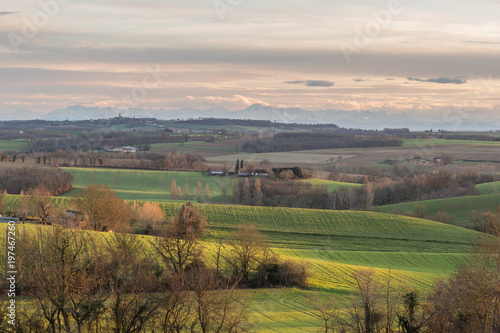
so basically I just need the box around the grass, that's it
[477,181,500,195]
[0,219,472,331]
[378,193,500,226]
[1,170,484,331]
[3,194,476,253]
[60,167,236,202]
[0,139,29,152]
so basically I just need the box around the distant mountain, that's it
[6,104,500,131]
[3,109,45,120]
[44,105,120,120]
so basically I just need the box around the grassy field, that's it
[0,206,474,331]
[0,139,29,152]
[3,162,488,331]
[61,167,236,202]
[3,195,476,252]
[378,193,500,227]
[149,138,243,157]
[477,181,500,195]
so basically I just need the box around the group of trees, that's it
[29,131,190,153]
[362,171,495,207]
[34,150,207,171]
[239,133,403,153]
[0,167,73,196]
[230,170,497,212]
[0,152,27,163]
[0,202,308,332]
[0,227,250,332]
[231,177,357,210]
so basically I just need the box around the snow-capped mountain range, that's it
[2,104,499,131]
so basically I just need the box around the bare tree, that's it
[196,181,203,203]
[184,183,190,200]
[426,207,500,332]
[254,178,262,206]
[221,178,227,202]
[152,202,206,274]
[171,179,178,200]
[132,201,165,235]
[227,224,265,282]
[242,179,251,205]
[309,293,343,333]
[26,187,54,221]
[190,269,251,333]
[73,184,131,231]
[349,269,384,333]
[105,233,161,333]
[19,226,105,333]
[205,183,211,202]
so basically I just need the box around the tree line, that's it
[28,131,219,153]
[32,151,206,171]
[230,170,496,213]
[0,167,73,196]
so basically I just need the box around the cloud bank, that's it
[407,77,467,84]
[285,80,334,87]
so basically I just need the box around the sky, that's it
[0,0,499,122]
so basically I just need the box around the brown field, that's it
[206,143,500,170]
[0,159,54,170]
[150,138,245,157]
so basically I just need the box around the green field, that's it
[0,202,475,331]
[0,139,28,151]
[2,168,485,331]
[301,178,362,192]
[61,167,235,202]
[477,181,500,195]
[378,193,500,226]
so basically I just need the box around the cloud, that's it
[0,11,19,16]
[407,77,467,84]
[285,80,334,87]
[353,78,364,82]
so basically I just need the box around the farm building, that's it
[253,169,269,176]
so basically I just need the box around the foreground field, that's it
[0,217,472,331]
[1,165,483,331]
